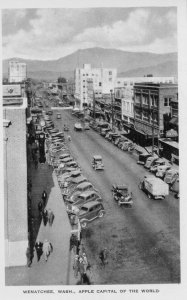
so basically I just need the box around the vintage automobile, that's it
[61,175,88,196]
[70,200,105,228]
[111,184,133,207]
[100,127,111,137]
[59,153,71,160]
[92,155,104,170]
[149,158,166,173]
[74,123,83,131]
[117,138,129,149]
[64,124,69,131]
[155,165,172,179]
[121,140,134,151]
[67,190,102,214]
[111,133,121,144]
[144,155,159,169]
[139,176,169,200]
[65,181,95,203]
[164,169,179,186]
[137,153,152,165]
[57,113,61,119]
[84,122,90,130]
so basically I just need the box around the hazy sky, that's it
[2,7,177,60]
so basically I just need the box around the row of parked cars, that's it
[43,113,105,229]
[89,121,135,152]
[137,152,179,198]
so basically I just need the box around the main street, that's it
[50,108,180,285]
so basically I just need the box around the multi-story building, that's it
[3,84,29,266]
[133,82,178,146]
[74,64,117,109]
[8,61,27,83]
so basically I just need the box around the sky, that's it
[2,7,177,60]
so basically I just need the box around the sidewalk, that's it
[5,160,77,286]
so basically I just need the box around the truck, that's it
[139,176,169,200]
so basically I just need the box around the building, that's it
[3,84,29,266]
[115,76,175,88]
[133,82,178,146]
[74,64,117,109]
[8,61,27,83]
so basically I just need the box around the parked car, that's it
[156,165,172,178]
[139,176,169,200]
[59,153,71,160]
[92,155,104,170]
[137,153,152,165]
[71,200,105,228]
[121,140,134,151]
[149,159,166,173]
[144,155,159,169]
[67,190,102,213]
[84,122,90,130]
[65,182,95,203]
[100,127,111,137]
[62,176,88,196]
[117,138,129,149]
[164,169,179,186]
[111,133,121,144]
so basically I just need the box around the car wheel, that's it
[81,221,87,228]
[98,211,104,218]
[148,193,152,199]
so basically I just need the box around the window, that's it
[109,78,112,82]
[127,103,129,112]
[99,82,102,86]
[164,98,169,106]
[135,108,141,119]
[142,95,148,105]
[142,111,149,121]
[109,71,112,75]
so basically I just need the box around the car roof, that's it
[113,184,128,189]
[93,155,102,160]
[78,190,97,198]
[72,175,86,183]
[77,182,92,189]
[81,200,102,209]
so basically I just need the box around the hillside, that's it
[3,47,178,80]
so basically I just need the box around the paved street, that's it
[52,109,180,284]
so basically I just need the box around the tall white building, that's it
[75,64,117,109]
[8,61,27,83]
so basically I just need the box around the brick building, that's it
[133,82,178,146]
[3,84,28,266]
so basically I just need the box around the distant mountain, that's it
[118,60,178,78]
[3,47,178,80]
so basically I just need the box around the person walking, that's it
[42,190,47,207]
[26,246,34,268]
[99,248,108,267]
[73,254,79,278]
[42,209,48,226]
[48,209,55,226]
[43,240,53,262]
[38,201,43,217]
[79,256,85,284]
[69,234,78,253]
[35,241,43,262]
[82,252,88,273]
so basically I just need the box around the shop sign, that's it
[3,84,21,96]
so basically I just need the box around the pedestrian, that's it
[79,256,85,283]
[42,240,52,262]
[42,190,47,207]
[35,240,43,261]
[82,272,91,285]
[82,252,88,272]
[70,234,78,253]
[26,246,34,268]
[38,201,43,217]
[99,248,108,267]
[73,254,79,278]
[42,208,48,226]
[48,209,55,226]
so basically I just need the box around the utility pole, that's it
[110,89,114,131]
[93,90,96,121]
[152,108,155,156]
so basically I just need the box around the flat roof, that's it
[81,200,101,208]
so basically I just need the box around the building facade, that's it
[133,82,178,146]
[74,64,117,109]
[3,84,28,266]
[8,61,27,83]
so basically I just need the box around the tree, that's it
[57,77,67,83]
